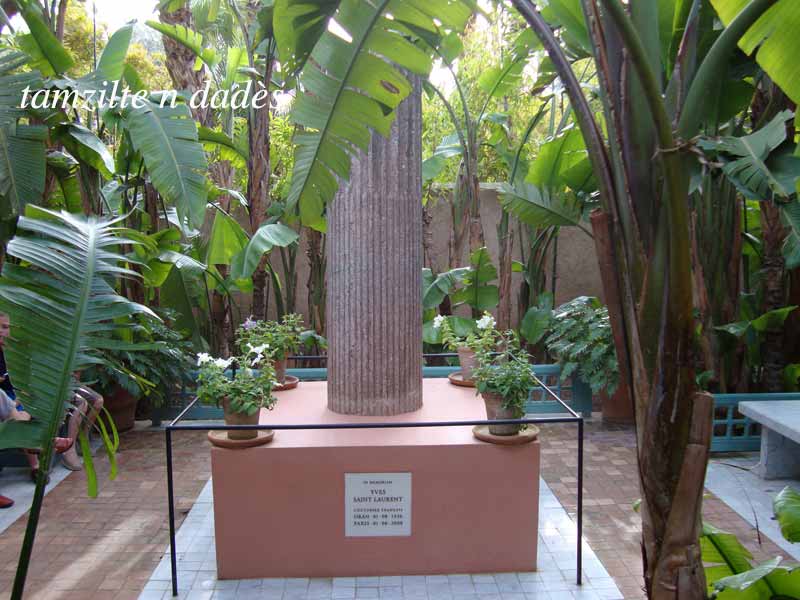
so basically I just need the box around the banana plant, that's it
[0,208,153,600]
[701,522,800,599]
[422,25,543,260]
[774,486,800,544]
[277,0,800,596]
[278,0,477,231]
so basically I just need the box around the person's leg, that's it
[61,398,87,471]
[77,387,103,431]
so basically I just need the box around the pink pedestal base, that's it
[211,379,540,579]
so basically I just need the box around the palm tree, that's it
[0,209,153,600]
[278,0,800,596]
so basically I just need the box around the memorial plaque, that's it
[345,473,411,537]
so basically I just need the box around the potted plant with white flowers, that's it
[472,333,536,436]
[433,312,500,383]
[196,346,277,441]
[236,314,305,384]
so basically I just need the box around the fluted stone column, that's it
[327,78,423,416]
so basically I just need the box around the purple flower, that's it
[242,316,257,330]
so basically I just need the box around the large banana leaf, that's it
[286,0,474,230]
[774,486,800,543]
[14,0,73,77]
[0,208,153,450]
[451,247,499,312]
[700,522,800,599]
[698,111,799,200]
[273,0,340,76]
[0,50,45,222]
[526,125,593,192]
[0,125,47,220]
[146,20,219,69]
[197,126,249,169]
[499,182,585,229]
[784,201,800,269]
[710,0,800,104]
[121,100,208,229]
[477,29,540,103]
[229,223,299,280]
[0,208,153,598]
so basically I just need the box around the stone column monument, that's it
[326,77,423,416]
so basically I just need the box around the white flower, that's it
[196,353,212,366]
[432,315,445,329]
[249,343,269,355]
[213,357,233,369]
[476,314,496,330]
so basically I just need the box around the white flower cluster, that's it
[246,343,270,366]
[476,314,496,330]
[196,353,233,369]
[432,315,446,329]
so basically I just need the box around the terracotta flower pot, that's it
[222,398,260,441]
[273,358,287,384]
[457,347,478,381]
[101,385,138,433]
[481,391,520,436]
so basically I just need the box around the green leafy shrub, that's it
[544,297,618,395]
[82,309,195,406]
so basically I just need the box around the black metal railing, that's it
[163,372,584,598]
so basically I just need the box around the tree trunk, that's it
[306,229,327,338]
[327,76,423,416]
[248,52,274,321]
[496,212,514,329]
[761,203,787,392]
[158,4,212,127]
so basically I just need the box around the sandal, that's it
[24,438,74,456]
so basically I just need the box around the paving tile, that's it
[0,422,787,600]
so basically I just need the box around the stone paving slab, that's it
[138,479,623,600]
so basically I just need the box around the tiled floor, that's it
[706,456,800,561]
[0,418,796,599]
[138,479,624,600]
[0,457,73,535]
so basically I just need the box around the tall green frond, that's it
[14,0,74,76]
[285,0,475,230]
[0,208,153,453]
[710,0,800,104]
[121,100,208,229]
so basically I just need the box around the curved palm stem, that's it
[509,0,615,207]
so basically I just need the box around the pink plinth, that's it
[211,379,540,579]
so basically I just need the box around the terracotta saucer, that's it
[472,425,539,445]
[208,429,274,449]
[274,375,300,392]
[448,371,476,388]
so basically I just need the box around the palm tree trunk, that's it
[247,52,273,321]
[158,4,212,127]
[761,203,787,391]
[497,211,514,329]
